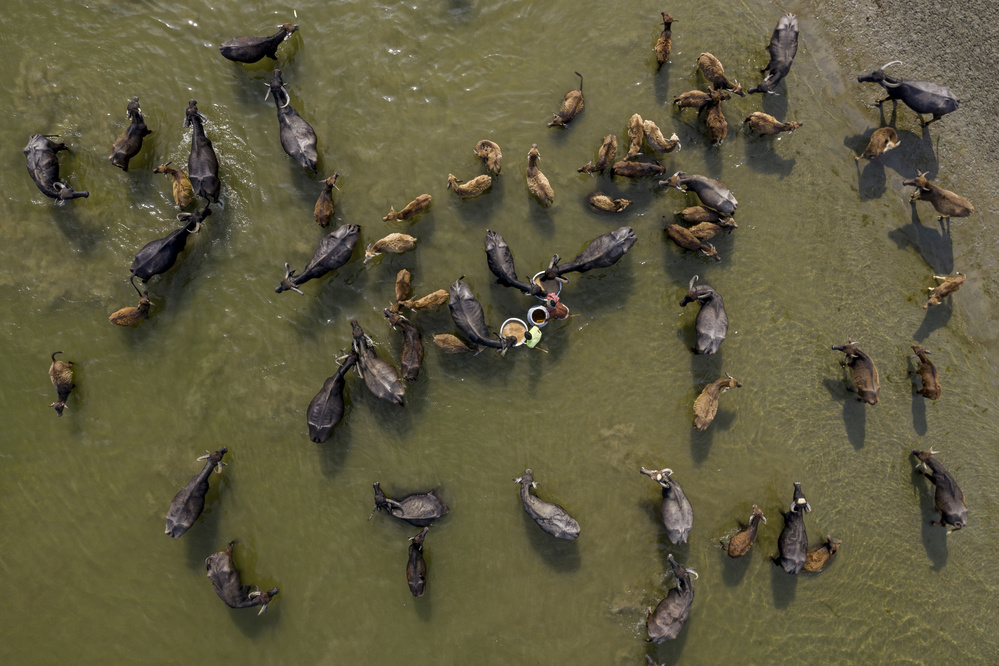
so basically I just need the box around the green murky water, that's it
[2,1,997,664]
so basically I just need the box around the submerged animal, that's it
[665,223,720,261]
[802,536,841,573]
[679,275,728,354]
[109,96,152,171]
[647,554,695,643]
[773,482,811,574]
[153,163,195,209]
[364,233,417,264]
[578,134,618,174]
[857,61,959,126]
[515,469,581,540]
[924,272,965,308]
[108,278,152,326]
[526,144,554,206]
[724,505,766,557]
[48,351,75,416]
[184,100,220,203]
[831,339,880,404]
[541,226,637,279]
[587,192,632,213]
[697,52,744,96]
[370,482,448,526]
[912,449,967,531]
[705,101,727,146]
[165,447,228,538]
[547,72,584,127]
[663,172,738,217]
[219,23,298,63]
[910,344,941,400]
[205,541,279,614]
[643,120,681,154]
[407,527,429,597]
[693,373,741,430]
[748,14,799,94]
[855,127,899,161]
[384,309,424,382]
[23,134,89,203]
[275,223,359,294]
[266,69,319,173]
[625,113,645,159]
[473,139,502,175]
[383,193,431,222]
[673,88,730,109]
[447,173,492,199]
[307,351,358,444]
[675,206,736,228]
[744,112,803,135]
[129,206,210,282]
[351,320,405,406]
[448,278,514,352]
[432,333,476,354]
[640,466,693,545]
[314,173,339,227]
[654,13,676,70]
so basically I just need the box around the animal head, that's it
[857,60,902,85]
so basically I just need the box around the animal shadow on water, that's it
[910,468,948,570]
[761,88,788,119]
[316,406,355,479]
[769,559,798,608]
[907,356,928,435]
[720,544,752,587]
[822,378,866,449]
[887,206,954,277]
[742,134,796,178]
[521,512,581,572]
[184,484,225,572]
[912,301,952,343]
[50,205,103,254]
[653,67,672,106]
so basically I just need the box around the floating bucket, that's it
[532,271,562,301]
[527,305,550,328]
[500,318,529,346]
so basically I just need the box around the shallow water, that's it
[2,1,998,664]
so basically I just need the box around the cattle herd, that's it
[29,10,974,657]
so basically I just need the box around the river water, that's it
[2,1,997,664]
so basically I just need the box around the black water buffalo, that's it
[219,23,298,63]
[857,61,959,126]
[912,450,968,531]
[407,527,429,597]
[542,226,638,279]
[384,309,424,382]
[307,351,358,443]
[647,554,695,643]
[109,96,152,171]
[662,172,737,217]
[773,482,811,574]
[184,100,220,203]
[748,14,799,94]
[266,69,318,173]
[641,466,693,545]
[484,230,544,296]
[276,223,359,294]
[448,278,514,352]
[370,482,448,527]
[205,541,279,614]
[351,320,405,406]
[165,447,227,538]
[515,469,581,540]
[130,205,210,282]
[23,135,89,203]
[680,276,728,354]
[831,339,880,405]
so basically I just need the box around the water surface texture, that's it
[2,1,998,664]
